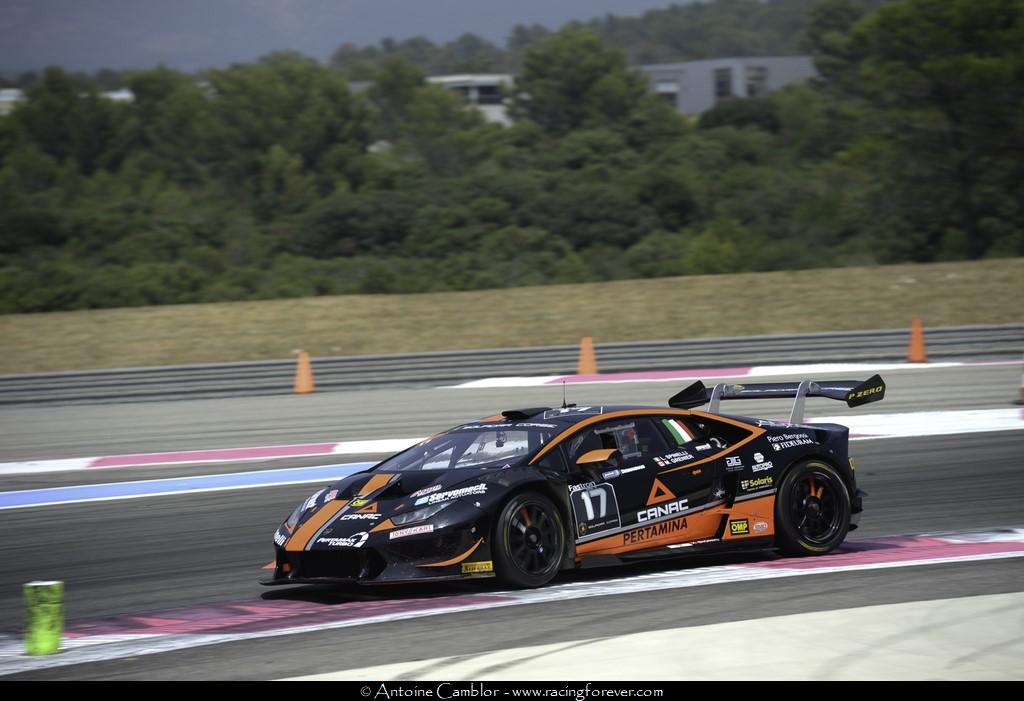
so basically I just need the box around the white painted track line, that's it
[1,408,1022,477]
[283,592,1024,681]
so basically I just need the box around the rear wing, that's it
[668,374,885,424]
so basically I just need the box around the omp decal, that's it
[646,478,676,506]
[730,520,750,536]
[419,538,484,568]
[285,501,348,552]
[2,529,1022,677]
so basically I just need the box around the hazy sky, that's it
[0,0,691,73]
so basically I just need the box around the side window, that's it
[422,444,455,470]
[566,419,668,466]
[659,417,697,447]
[536,448,569,474]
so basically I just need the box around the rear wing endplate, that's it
[668,374,885,424]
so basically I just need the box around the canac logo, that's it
[637,498,689,523]
[338,513,382,521]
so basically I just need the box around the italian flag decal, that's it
[662,418,691,444]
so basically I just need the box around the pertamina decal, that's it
[622,516,687,545]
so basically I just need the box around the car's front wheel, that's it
[774,460,851,556]
[492,492,566,588]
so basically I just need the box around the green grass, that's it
[2,258,1022,374]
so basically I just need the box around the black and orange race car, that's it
[263,375,885,588]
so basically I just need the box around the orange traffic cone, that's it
[907,318,927,363]
[294,351,315,394]
[577,336,598,375]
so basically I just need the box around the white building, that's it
[638,56,817,115]
[0,89,23,115]
[426,74,513,126]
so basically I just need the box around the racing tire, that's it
[774,460,851,556]
[492,492,566,588]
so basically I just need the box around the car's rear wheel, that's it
[492,492,566,588]
[774,460,851,556]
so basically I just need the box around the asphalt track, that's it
[0,363,1022,679]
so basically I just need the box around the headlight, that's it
[391,502,450,525]
[285,488,326,529]
[284,503,305,530]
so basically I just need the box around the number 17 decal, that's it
[570,483,621,539]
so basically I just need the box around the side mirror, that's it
[576,448,622,468]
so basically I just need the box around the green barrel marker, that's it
[24,581,64,655]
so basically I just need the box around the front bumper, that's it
[261,528,492,585]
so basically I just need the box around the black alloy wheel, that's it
[774,460,851,556]
[492,492,566,588]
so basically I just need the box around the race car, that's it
[263,375,885,588]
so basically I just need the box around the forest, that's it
[0,0,1021,313]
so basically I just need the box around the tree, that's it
[366,56,426,140]
[848,0,1024,258]
[398,85,496,176]
[10,67,129,174]
[803,0,868,89]
[511,27,648,134]
[204,52,373,194]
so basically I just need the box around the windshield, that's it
[376,423,557,472]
